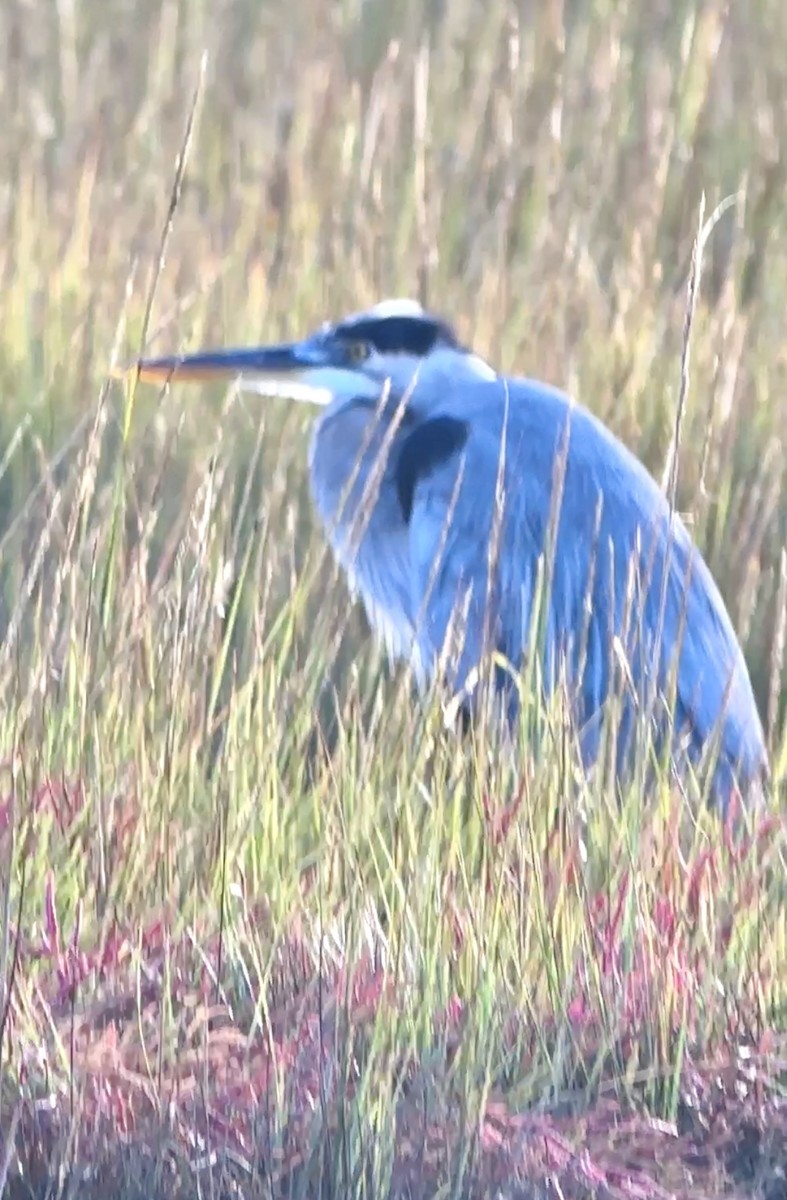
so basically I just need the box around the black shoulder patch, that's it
[337,314,460,357]
[395,415,469,522]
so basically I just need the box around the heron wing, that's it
[552,390,766,783]
[400,377,766,791]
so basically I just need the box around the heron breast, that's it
[339,531,421,678]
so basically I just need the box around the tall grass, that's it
[0,0,786,1196]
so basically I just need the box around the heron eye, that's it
[346,341,370,364]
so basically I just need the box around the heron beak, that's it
[128,341,319,384]
[124,338,366,406]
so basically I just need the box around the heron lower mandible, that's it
[130,299,770,812]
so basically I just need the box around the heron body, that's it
[133,299,769,810]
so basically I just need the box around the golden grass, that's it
[0,0,786,1196]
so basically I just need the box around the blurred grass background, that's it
[1,0,785,718]
[1,0,786,1195]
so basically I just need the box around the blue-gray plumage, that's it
[131,298,769,811]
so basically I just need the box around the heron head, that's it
[129,298,496,411]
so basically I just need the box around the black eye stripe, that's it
[334,315,459,356]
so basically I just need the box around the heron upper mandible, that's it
[132,298,769,812]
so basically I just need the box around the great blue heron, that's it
[131,298,769,811]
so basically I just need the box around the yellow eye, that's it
[346,341,369,363]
